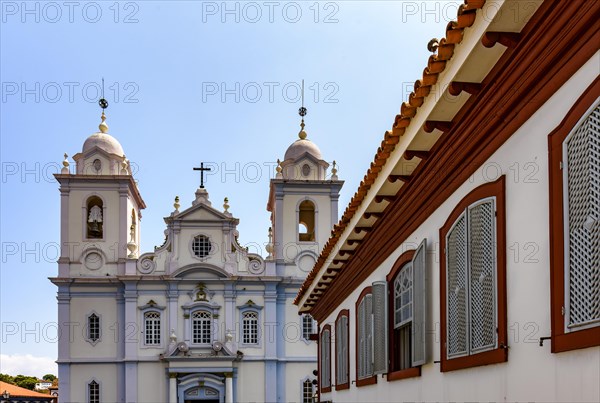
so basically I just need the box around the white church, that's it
[51,108,343,403]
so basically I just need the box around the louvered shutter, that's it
[358,299,366,378]
[468,199,497,353]
[446,212,468,358]
[366,294,373,376]
[565,104,600,329]
[372,281,388,374]
[321,330,330,388]
[336,317,348,385]
[343,316,348,383]
[412,239,427,366]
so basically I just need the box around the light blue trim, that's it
[125,362,138,402]
[276,289,286,402]
[57,363,70,402]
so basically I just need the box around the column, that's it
[225,373,233,403]
[123,281,138,402]
[264,283,278,403]
[169,373,177,403]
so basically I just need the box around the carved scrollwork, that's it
[248,255,265,275]
[137,253,156,274]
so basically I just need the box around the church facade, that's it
[51,112,342,403]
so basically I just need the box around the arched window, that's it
[298,200,315,242]
[440,177,507,372]
[319,325,331,392]
[87,313,100,344]
[192,311,212,344]
[302,378,314,403]
[242,311,258,344]
[335,310,349,390]
[356,290,374,384]
[88,380,99,403]
[86,196,104,239]
[144,311,161,345]
[302,314,314,341]
[549,94,600,353]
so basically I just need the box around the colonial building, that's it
[295,0,599,402]
[0,381,56,403]
[51,110,343,402]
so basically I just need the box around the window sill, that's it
[387,366,421,382]
[356,375,377,387]
[552,326,600,353]
[335,382,349,391]
[441,347,507,372]
[321,386,332,393]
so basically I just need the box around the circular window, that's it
[84,252,102,270]
[192,235,212,258]
[302,164,311,177]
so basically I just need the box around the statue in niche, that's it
[87,204,103,238]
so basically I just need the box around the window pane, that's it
[302,314,313,340]
[302,379,313,403]
[243,311,258,344]
[88,381,99,403]
[144,311,160,345]
[88,314,100,342]
[394,264,413,328]
[192,311,212,344]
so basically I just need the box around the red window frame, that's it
[439,176,508,372]
[355,286,377,387]
[319,324,332,393]
[335,309,350,390]
[548,77,600,353]
[386,249,422,381]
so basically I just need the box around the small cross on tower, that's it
[193,163,212,188]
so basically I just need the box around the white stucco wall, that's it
[68,363,119,403]
[319,50,600,403]
[237,362,265,402]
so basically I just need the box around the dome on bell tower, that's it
[81,112,125,157]
[284,138,323,161]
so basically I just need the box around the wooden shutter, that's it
[412,239,427,366]
[468,199,497,353]
[372,281,388,374]
[366,294,373,376]
[565,103,600,329]
[321,329,330,388]
[446,212,468,358]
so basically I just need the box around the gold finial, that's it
[298,120,307,140]
[99,111,109,133]
[174,196,180,211]
[223,197,230,213]
[61,153,70,174]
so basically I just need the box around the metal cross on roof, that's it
[193,162,212,188]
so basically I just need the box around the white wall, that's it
[320,51,600,403]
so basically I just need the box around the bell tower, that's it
[267,106,343,278]
[55,103,146,278]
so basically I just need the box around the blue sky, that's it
[0,0,461,376]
